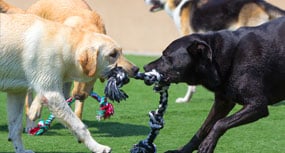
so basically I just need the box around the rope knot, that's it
[149,111,164,130]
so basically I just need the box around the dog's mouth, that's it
[104,66,130,102]
[150,70,181,84]
[165,72,184,84]
[156,72,170,85]
[149,1,164,12]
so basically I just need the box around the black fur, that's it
[189,0,285,32]
[144,17,285,153]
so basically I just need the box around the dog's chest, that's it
[166,0,190,34]
[166,7,181,31]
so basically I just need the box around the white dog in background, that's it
[0,13,137,153]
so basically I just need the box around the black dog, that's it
[144,16,285,153]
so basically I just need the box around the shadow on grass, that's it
[0,124,8,131]
[85,120,150,137]
[1,120,149,137]
[61,121,149,137]
[12,120,149,137]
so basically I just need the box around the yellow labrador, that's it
[0,0,131,130]
[0,13,136,153]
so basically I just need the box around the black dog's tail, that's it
[258,0,285,19]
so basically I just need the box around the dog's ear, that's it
[78,47,98,77]
[187,40,212,61]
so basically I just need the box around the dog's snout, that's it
[143,64,151,72]
[132,66,139,76]
[143,65,147,71]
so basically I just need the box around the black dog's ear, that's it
[187,40,212,61]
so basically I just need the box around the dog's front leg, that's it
[43,91,111,153]
[7,92,34,153]
[28,82,71,121]
[198,101,269,153]
[166,94,235,153]
[72,79,96,119]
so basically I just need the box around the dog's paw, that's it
[198,140,215,153]
[92,145,111,153]
[28,102,42,121]
[175,86,196,103]
[175,97,190,103]
[24,150,35,153]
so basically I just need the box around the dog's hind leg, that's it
[43,91,111,153]
[175,85,196,103]
[7,92,34,153]
[173,95,235,153]
[198,99,269,153]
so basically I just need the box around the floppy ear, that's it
[187,40,212,61]
[78,47,98,77]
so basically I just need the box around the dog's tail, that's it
[258,1,285,19]
[0,0,25,13]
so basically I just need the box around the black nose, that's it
[132,66,140,76]
[143,65,150,72]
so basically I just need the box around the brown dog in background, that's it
[0,0,138,131]
[145,0,285,103]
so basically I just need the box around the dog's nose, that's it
[132,66,140,76]
[143,65,150,72]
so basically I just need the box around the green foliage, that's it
[0,55,284,153]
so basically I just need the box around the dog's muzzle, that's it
[104,66,129,102]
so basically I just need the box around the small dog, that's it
[145,0,285,103]
[144,16,285,153]
[0,0,123,131]
[0,13,138,153]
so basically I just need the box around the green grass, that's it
[0,55,285,153]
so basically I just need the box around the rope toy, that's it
[91,92,114,120]
[131,69,170,153]
[28,91,114,135]
[104,66,129,102]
